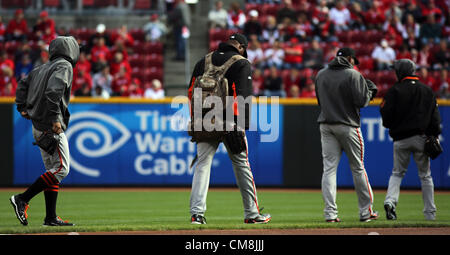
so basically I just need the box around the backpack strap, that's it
[220,54,246,76]
[204,53,246,78]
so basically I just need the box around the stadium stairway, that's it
[163,1,210,97]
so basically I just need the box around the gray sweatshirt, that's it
[315,56,373,127]
[15,36,80,131]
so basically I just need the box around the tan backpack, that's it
[188,52,246,142]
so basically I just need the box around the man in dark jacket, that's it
[187,33,271,225]
[11,36,79,226]
[380,59,441,221]
[315,47,378,222]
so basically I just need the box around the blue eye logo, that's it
[65,111,131,177]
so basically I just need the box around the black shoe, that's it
[244,213,272,224]
[360,211,379,222]
[43,216,75,226]
[326,218,341,223]
[384,204,397,220]
[191,214,206,224]
[10,195,29,226]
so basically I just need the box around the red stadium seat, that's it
[134,0,151,9]
[145,54,163,68]
[43,0,60,7]
[129,29,145,42]
[129,54,143,68]
[142,67,163,82]
[1,0,31,8]
[209,29,228,41]
[145,42,163,54]
[261,3,279,16]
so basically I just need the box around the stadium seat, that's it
[145,54,163,68]
[145,42,163,55]
[129,54,143,68]
[261,3,279,16]
[209,29,228,41]
[134,0,151,9]
[142,67,163,82]
[1,0,31,8]
[93,0,117,7]
[43,0,60,7]
[129,29,146,42]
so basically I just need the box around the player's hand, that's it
[20,111,30,119]
[52,121,63,134]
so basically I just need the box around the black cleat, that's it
[244,213,272,224]
[43,216,75,226]
[10,195,29,226]
[384,204,397,220]
[360,211,379,222]
[191,214,207,224]
[326,218,341,223]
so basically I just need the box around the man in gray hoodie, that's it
[11,36,79,226]
[315,47,378,222]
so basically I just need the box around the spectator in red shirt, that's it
[421,0,443,23]
[6,9,28,41]
[72,65,93,93]
[227,1,246,29]
[91,37,110,63]
[0,50,15,72]
[109,51,132,77]
[0,64,16,96]
[111,25,135,48]
[436,69,449,97]
[294,13,313,41]
[283,37,303,69]
[34,11,56,40]
[364,1,385,29]
[419,67,439,91]
[252,68,264,96]
[75,51,92,75]
[111,65,132,96]
[126,78,144,98]
[283,68,302,93]
[300,78,316,98]
[288,84,300,98]
[108,39,129,62]
[396,44,412,60]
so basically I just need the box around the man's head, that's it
[336,47,359,65]
[392,59,416,81]
[227,33,248,58]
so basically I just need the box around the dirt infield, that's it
[33,228,450,235]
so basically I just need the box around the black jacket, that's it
[188,42,253,130]
[380,70,441,141]
[15,36,80,131]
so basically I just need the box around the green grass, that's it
[0,188,449,234]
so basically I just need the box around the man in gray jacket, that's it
[315,48,378,222]
[10,36,79,226]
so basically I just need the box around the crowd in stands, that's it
[208,0,450,99]
[0,9,166,99]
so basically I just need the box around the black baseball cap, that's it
[336,47,359,65]
[229,33,248,58]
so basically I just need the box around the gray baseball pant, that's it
[189,135,261,219]
[320,123,375,221]
[32,126,70,183]
[384,135,436,220]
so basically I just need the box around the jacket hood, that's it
[393,59,416,81]
[328,56,353,70]
[49,36,80,67]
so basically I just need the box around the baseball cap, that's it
[229,33,248,57]
[336,47,359,65]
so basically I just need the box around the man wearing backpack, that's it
[187,33,271,224]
